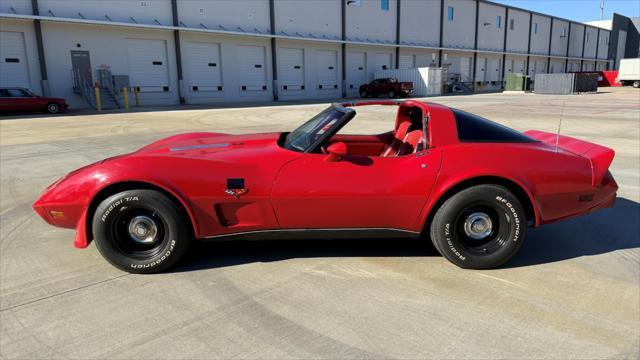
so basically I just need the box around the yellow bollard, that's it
[133,86,140,107]
[122,87,129,110]
[94,87,102,111]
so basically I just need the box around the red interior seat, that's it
[380,121,411,157]
[380,106,424,157]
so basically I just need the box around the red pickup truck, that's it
[359,78,414,98]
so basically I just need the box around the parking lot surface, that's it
[1,88,639,359]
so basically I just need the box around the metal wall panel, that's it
[534,73,574,94]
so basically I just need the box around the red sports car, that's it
[0,87,68,114]
[33,100,617,273]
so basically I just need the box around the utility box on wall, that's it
[112,75,131,91]
[505,73,529,91]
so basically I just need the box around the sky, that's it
[490,0,640,23]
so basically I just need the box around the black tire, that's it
[633,81,640,88]
[46,103,59,114]
[429,185,526,269]
[388,90,396,98]
[359,90,368,98]
[92,189,191,274]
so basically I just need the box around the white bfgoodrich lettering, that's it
[445,223,466,261]
[130,240,176,269]
[101,196,139,222]
[496,196,521,242]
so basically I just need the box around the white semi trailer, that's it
[616,58,640,88]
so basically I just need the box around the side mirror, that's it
[324,142,348,162]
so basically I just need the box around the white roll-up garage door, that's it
[459,57,472,82]
[375,53,392,71]
[513,59,525,74]
[127,39,169,92]
[347,51,366,93]
[536,60,547,74]
[317,50,338,90]
[488,58,501,82]
[398,54,415,69]
[279,48,304,91]
[0,31,30,88]
[238,45,267,91]
[475,57,487,82]
[184,41,222,92]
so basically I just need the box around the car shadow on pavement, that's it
[171,197,639,272]
[173,236,439,273]
[505,197,640,268]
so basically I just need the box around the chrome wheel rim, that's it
[111,207,167,258]
[463,212,493,240]
[127,215,159,244]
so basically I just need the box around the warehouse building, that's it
[0,0,636,109]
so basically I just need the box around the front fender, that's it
[34,157,202,249]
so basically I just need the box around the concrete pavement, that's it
[1,88,639,359]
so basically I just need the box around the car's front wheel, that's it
[633,80,640,88]
[92,189,191,274]
[429,184,526,269]
[388,90,396,98]
[46,103,60,114]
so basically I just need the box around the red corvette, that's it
[33,100,617,273]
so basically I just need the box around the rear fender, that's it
[418,174,540,231]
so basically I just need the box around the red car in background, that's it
[33,100,617,273]
[0,87,68,114]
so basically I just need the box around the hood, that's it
[132,132,284,160]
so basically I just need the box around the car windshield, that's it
[284,107,347,152]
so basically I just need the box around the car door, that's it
[370,79,381,94]
[0,89,10,111]
[270,149,442,231]
[6,89,32,112]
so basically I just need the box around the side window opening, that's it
[453,109,537,143]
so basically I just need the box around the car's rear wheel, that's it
[359,90,368,98]
[429,184,526,269]
[46,103,59,114]
[388,90,396,98]
[633,80,640,88]
[92,189,190,274]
